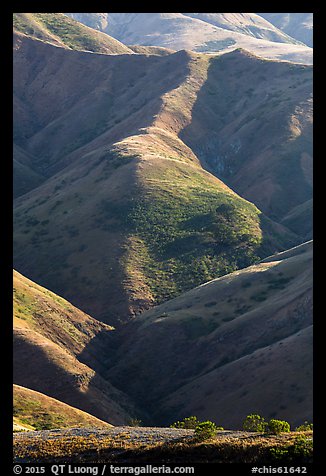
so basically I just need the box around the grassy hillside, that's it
[14,385,111,431]
[182,13,302,44]
[105,241,312,428]
[258,13,313,47]
[13,37,307,324]
[118,156,296,308]
[129,45,175,56]
[13,13,133,54]
[14,140,293,324]
[64,13,312,64]
[13,270,140,425]
[180,50,313,225]
[14,269,113,359]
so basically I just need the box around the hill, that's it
[64,12,312,64]
[104,241,312,428]
[13,13,133,54]
[179,49,313,224]
[258,13,313,47]
[13,270,140,425]
[182,13,302,44]
[13,34,311,324]
[67,12,299,45]
[12,240,312,430]
[14,385,111,431]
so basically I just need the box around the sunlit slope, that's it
[13,13,133,54]
[14,37,308,325]
[105,241,312,428]
[14,385,112,431]
[182,13,302,44]
[179,49,312,226]
[65,13,312,63]
[258,13,313,47]
[13,270,139,424]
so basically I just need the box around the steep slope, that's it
[64,13,110,31]
[180,49,313,227]
[13,13,133,54]
[13,35,310,325]
[13,144,45,198]
[258,13,313,47]
[13,13,133,197]
[182,13,302,44]
[13,270,139,424]
[104,241,312,428]
[14,36,301,324]
[162,326,312,429]
[14,385,111,431]
[128,45,175,56]
[64,12,312,64]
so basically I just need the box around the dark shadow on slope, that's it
[13,38,193,190]
[13,329,143,426]
[179,49,313,225]
[83,241,312,426]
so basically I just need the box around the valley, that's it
[13,32,311,325]
[65,13,313,64]
[13,241,312,429]
[12,12,313,464]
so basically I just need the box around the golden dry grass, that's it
[14,430,313,464]
[14,385,112,431]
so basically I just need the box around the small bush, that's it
[295,421,313,431]
[269,435,313,463]
[194,421,218,440]
[243,414,268,432]
[268,419,290,434]
[269,447,290,460]
[128,418,142,427]
[170,416,200,429]
[292,435,313,458]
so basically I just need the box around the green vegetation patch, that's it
[115,161,267,304]
[13,394,66,431]
[13,13,123,53]
[13,13,39,36]
[13,386,109,431]
[170,415,200,429]
[13,274,95,346]
[13,286,37,324]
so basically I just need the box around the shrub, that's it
[128,418,142,427]
[269,435,313,463]
[194,421,218,440]
[268,419,290,434]
[170,416,200,429]
[295,421,313,431]
[269,447,290,460]
[243,414,268,432]
[292,435,313,458]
